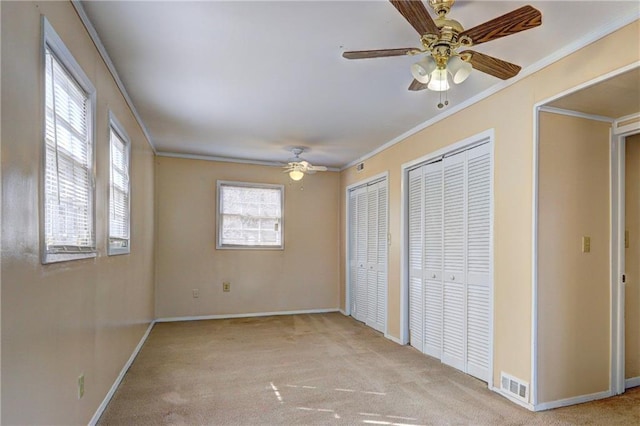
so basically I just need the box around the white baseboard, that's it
[339,309,348,316]
[490,386,535,411]
[533,390,612,411]
[155,308,340,323]
[89,321,155,426]
[384,333,404,345]
[626,376,640,389]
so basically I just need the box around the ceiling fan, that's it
[342,0,542,107]
[283,148,328,181]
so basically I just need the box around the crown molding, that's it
[72,1,157,154]
[537,106,614,123]
[156,151,340,171]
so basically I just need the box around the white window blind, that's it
[217,182,283,249]
[43,42,95,263]
[108,118,130,255]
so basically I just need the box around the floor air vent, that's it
[500,372,529,402]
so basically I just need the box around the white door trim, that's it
[612,115,640,394]
[531,64,639,407]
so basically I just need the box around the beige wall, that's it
[537,113,611,402]
[340,21,639,397]
[626,133,640,380]
[1,2,155,424]
[155,157,340,318]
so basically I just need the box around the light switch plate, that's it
[582,236,591,253]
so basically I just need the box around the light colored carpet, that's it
[98,313,640,425]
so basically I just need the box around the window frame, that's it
[41,17,97,264]
[107,111,132,256]
[216,180,285,250]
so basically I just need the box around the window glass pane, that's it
[218,183,283,248]
[44,46,94,256]
[108,120,130,254]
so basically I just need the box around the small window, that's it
[108,113,131,255]
[217,181,284,249]
[42,19,96,264]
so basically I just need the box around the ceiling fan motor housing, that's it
[429,0,456,17]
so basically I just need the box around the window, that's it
[42,19,96,264]
[217,181,284,249]
[108,113,131,255]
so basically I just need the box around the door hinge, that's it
[622,274,626,284]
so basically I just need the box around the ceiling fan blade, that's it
[460,5,541,47]
[342,48,416,60]
[461,50,521,80]
[408,79,428,91]
[309,166,328,172]
[390,0,440,36]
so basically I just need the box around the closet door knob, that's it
[451,275,455,281]
[431,274,436,279]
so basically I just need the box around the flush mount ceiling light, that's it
[343,0,542,108]
[283,148,328,181]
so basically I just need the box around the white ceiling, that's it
[79,1,640,168]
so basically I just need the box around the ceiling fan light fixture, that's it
[447,55,472,84]
[411,56,436,84]
[427,68,450,92]
[289,170,304,181]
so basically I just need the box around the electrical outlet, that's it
[223,282,231,292]
[78,374,84,399]
[192,289,199,298]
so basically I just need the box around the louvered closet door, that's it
[375,181,388,333]
[366,183,380,330]
[423,161,443,358]
[408,167,424,351]
[349,179,388,333]
[465,144,492,382]
[442,151,466,372]
[355,187,368,323]
[349,190,358,318]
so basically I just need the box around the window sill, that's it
[216,245,284,251]
[42,251,97,264]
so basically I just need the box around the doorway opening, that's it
[533,64,640,409]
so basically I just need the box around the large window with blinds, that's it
[42,19,96,264]
[217,181,284,249]
[108,114,131,255]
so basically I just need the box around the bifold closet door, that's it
[409,161,443,357]
[355,187,368,323]
[465,143,492,382]
[374,181,388,333]
[408,167,425,352]
[442,151,467,373]
[407,143,491,383]
[349,180,388,333]
[348,190,358,321]
[423,162,443,359]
